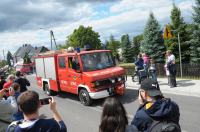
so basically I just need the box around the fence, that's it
[122,63,200,79]
[156,63,200,79]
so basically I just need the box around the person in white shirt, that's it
[166,50,177,88]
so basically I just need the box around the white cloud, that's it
[110,0,172,13]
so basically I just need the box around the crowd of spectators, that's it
[0,70,180,132]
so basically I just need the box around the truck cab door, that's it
[66,56,82,94]
[57,56,68,91]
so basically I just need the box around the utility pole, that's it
[3,49,5,60]
[50,30,57,50]
[178,33,183,78]
[50,31,53,50]
[40,28,57,50]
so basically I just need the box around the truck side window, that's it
[68,57,79,70]
[58,57,66,68]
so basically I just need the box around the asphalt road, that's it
[27,75,200,132]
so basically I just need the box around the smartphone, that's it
[40,97,52,105]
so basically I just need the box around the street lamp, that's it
[40,28,58,50]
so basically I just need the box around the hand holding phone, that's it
[49,97,57,112]
[40,97,52,105]
[4,89,9,93]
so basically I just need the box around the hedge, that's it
[119,63,135,75]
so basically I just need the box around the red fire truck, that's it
[35,50,126,105]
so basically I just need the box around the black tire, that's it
[79,89,92,106]
[44,84,56,96]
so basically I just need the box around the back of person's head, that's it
[17,90,39,115]
[142,53,146,57]
[99,97,128,132]
[16,71,22,77]
[166,50,172,55]
[6,74,15,82]
[138,54,142,58]
[11,83,20,92]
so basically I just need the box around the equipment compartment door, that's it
[57,56,68,91]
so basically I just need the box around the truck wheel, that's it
[44,84,56,96]
[79,89,92,106]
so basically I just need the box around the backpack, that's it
[7,120,22,132]
[148,120,181,132]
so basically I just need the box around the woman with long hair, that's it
[99,97,138,132]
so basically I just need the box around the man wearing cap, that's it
[131,79,180,132]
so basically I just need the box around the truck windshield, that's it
[81,52,115,72]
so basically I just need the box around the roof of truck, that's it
[35,50,111,58]
[59,50,110,56]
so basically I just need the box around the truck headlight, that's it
[95,81,100,86]
[91,81,100,87]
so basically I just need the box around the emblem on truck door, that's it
[73,76,77,80]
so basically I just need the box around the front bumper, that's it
[89,90,110,99]
[89,83,125,99]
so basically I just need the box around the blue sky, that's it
[0,0,196,59]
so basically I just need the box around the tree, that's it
[107,35,120,59]
[67,25,101,49]
[190,0,200,63]
[132,34,143,59]
[0,60,7,68]
[23,52,31,64]
[140,12,165,63]
[6,51,13,66]
[57,44,68,50]
[165,4,190,63]
[121,34,134,63]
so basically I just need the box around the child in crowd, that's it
[11,83,24,121]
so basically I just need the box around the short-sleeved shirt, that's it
[167,54,175,63]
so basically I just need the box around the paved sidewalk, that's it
[126,77,200,98]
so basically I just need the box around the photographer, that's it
[3,75,15,97]
[10,90,67,132]
[0,88,18,132]
[14,71,30,93]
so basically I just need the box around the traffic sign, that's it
[163,25,173,39]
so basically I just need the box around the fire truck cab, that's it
[35,50,126,105]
